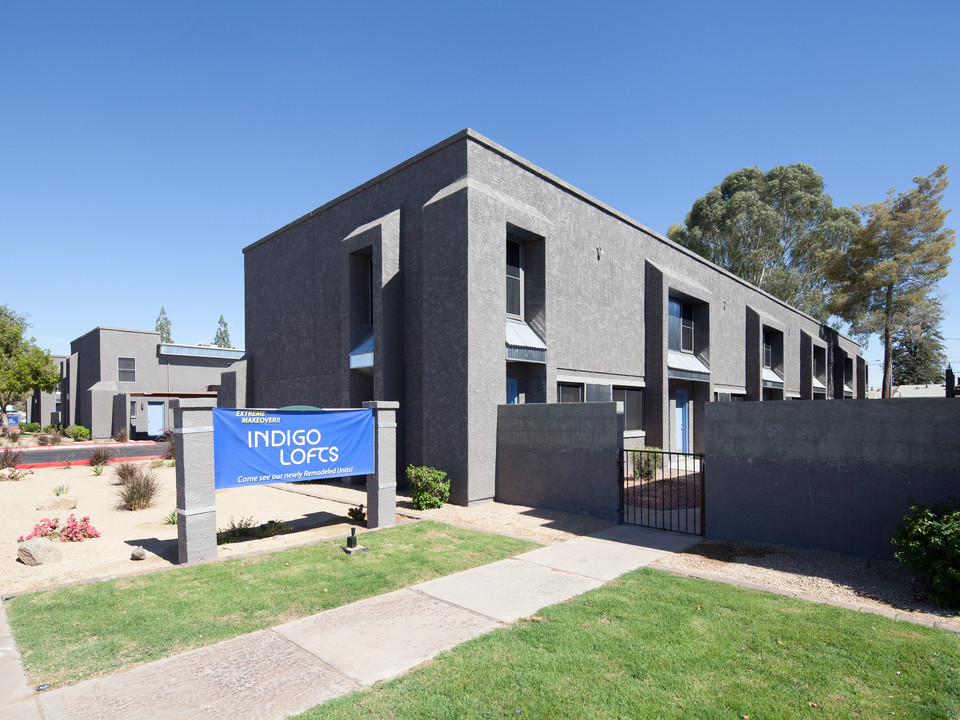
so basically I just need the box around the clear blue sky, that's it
[3,1,958,386]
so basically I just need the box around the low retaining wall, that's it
[705,398,960,560]
[495,402,623,522]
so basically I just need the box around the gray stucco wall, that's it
[496,402,623,521]
[705,399,960,559]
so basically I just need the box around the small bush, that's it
[113,462,139,485]
[634,446,664,481]
[6,428,21,443]
[348,504,366,523]
[2,467,34,481]
[51,484,70,496]
[88,446,114,469]
[892,497,960,611]
[159,429,176,459]
[407,465,450,510]
[21,422,41,434]
[116,466,160,510]
[1,446,25,469]
[163,509,178,525]
[37,430,63,446]
[67,425,91,442]
[113,427,128,443]
[216,517,288,544]
[17,514,100,542]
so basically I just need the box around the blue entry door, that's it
[675,390,690,453]
[506,377,519,404]
[147,401,165,436]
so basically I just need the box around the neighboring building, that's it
[243,129,865,505]
[27,354,67,427]
[61,327,245,439]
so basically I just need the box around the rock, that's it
[36,496,78,511]
[130,546,147,561]
[18,538,62,566]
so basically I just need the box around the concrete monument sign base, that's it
[173,399,398,564]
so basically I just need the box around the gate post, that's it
[172,398,217,563]
[363,400,398,529]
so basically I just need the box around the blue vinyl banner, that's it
[212,408,375,490]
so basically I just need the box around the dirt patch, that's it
[652,539,958,627]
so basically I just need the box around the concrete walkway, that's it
[0,525,699,720]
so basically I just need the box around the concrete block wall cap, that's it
[363,401,400,409]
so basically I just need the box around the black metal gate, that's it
[619,448,704,535]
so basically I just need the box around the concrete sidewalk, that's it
[2,525,699,720]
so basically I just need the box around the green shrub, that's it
[407,465,450,510]
[633,446,664,481]
[67,425,91,442]
[21,422,41,434]
[163,509,178,525]
[891,497,960,611]
[51,484,70,497]
[116,466,161,510]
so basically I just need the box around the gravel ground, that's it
[652,540,959,628]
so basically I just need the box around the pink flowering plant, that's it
[17,514,100,543]
[1,468,34,481]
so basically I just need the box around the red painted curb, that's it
[18,455,169,470]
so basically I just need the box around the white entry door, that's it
[147,402,165,436]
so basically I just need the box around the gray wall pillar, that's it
[173,398,217,564]
[364,400,398,529]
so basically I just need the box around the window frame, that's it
[506,237,524,318]
[668,299,695,354]
[612,386,643,432]
[557,382,584,403]
[118,357,136,383]
[762,329,773,369]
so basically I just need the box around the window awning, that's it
[349,332,374,369]
[506,318,546,363]
[812,376,827,391]
[762,367,784,389]
[843,382,854,397]
[667,350,710,382]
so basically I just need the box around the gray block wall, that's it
[704,398,960,559]
[496,402,624,521]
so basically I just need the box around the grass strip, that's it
[299,567,960,720]
[5,521,537,689]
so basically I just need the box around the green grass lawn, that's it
[4,521,537,689]
[298,568,960,720]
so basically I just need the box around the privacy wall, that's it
[705,398,960,559]
[496,402,623,522]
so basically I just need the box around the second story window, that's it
[118,357,136,383]
[668,299,694,353]
[762,329,773,368]
[506,238,523,317]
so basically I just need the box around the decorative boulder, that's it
[17,537,62,566]
[36,496,79,511]
[130,546,147,561]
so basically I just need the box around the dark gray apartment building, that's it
[243,130,865,505]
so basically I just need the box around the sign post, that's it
[364,400,398,529]
[173,398,217,564]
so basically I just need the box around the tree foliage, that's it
[668,163,859,320]
[213,315,231,348]
[891,304,947,386]
[827,165,955,398]
[155,307,172,343]
[0,306,60,425]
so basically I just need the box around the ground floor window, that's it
[557,383,583,403]
[612,386,643,431]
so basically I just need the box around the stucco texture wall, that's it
[704,398,960,559]
[496,401,623,521]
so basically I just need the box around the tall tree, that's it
[155,307,172,343]
[0,306,60,427]
[892,308,947,386]
[668,164,860,320]
[213,315,232,348]
[827,165,955,398]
